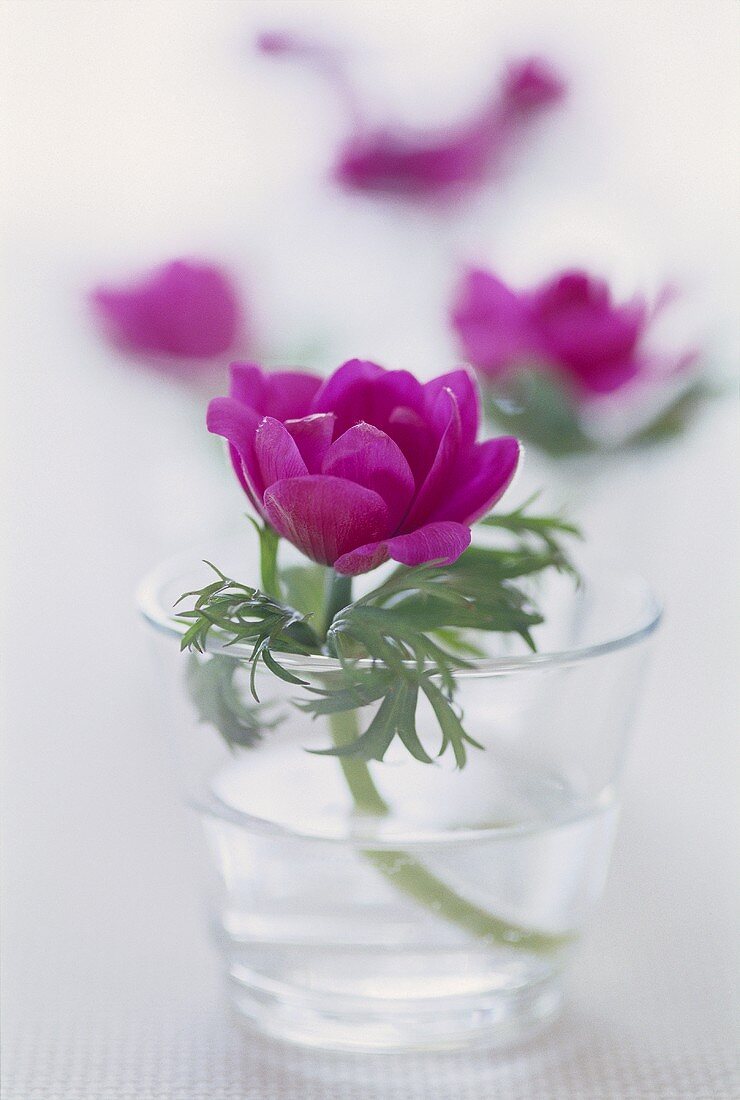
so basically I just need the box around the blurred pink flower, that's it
[256,31,565,202]
[207,360,519,575]
[452,268,693,397]
[90,259,242,362]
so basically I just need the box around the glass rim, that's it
[137,547,663,675]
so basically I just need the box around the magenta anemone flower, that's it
[207,360,520,575]
[256,31,565,203]
[90,259,241,361]
[452,268,691,397]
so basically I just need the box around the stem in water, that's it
[327,708,570,956]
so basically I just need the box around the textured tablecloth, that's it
[2,1,739,1096]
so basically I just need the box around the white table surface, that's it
[2,3,739,1097]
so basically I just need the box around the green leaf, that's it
[480,495,581,578]
[177,498,580,768]
[419,675,483,769]
[310,683,401,762]
[176,563,320,700]
[185,653,283,751]
[624,379,712,448]
[297,670,394,716]
[393,678,433,764]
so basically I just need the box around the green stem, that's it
[320,569,569,955]
[328,707,571,956]
[254,521,281,600]
[322,569,353,638]
[328,710,390,816]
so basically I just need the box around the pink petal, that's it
[91,260,240,360]
[567,357,642,395]
[229,362,266,408]
[229,362,322,418]
[263,475,390,567]
[400,387,462,531]
[387,522,471,566]
[283,413,336,473]
[334,521,471,576]
[322,422,415,529]
[263,371,323,419]
[423,368,480,449]
[369,369,426,421]
[254,417,308,488]
[332,541,390,576]
[311,359,385,433]
[531,270,645,371]
[452,269,536,374]
[501,58,566,115]
[384,406,438,488]
[335,133,476,198]
[206,396,263,505]
[432,437,520,525]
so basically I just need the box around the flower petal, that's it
[386,521,471,567]
[263,475,390,567]
[91,260,240,359]
[400,387,462,531]
[322,422,415,529]
[369,369,426,421]
[311,358,385,426]
[229,362,266,408]
[284,412,336,473]
[423,368,480,449]
[566,357,642,395]
[452,269,536,374]
[334,521,471,575]
[332,541,390,576]
[531,271,645,371]
[501,58,566,115]
[229,361,322,418]
[432,437,520,524]
[263,370,323,419]
[254,417,309,488]
[384,406,438,488]
[206,396,263,505]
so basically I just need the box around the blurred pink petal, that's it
[91,259,241,360]
[257,31,565,203]
[451,270,536,372]
[453,267,690,398]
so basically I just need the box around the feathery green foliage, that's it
[177,505,580,767]
[185,653,282,751]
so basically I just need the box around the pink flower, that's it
[256,31,564,202]
[90,259,241,361]
[452,268,689,396]
[207,360,519,575]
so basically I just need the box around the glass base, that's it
[227,965,563,1053]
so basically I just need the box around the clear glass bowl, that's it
[139,535,661,1052]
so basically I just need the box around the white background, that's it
[2,2,738,1097]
